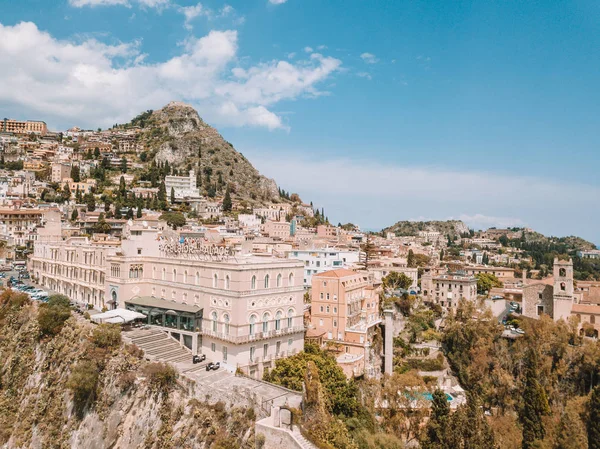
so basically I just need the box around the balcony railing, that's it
[201,326,305,344]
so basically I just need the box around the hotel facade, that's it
[29,224,306,378]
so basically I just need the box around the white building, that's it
[165,170,201,200]
[287,248,360,287]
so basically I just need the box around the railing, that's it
[201,326,305,344]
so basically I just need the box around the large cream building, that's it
[30,224,306,378]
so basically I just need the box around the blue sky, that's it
[1,0,599,243]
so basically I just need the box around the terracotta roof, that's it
[313,268,358,278]
[572,304,600,315]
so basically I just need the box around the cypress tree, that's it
[223,185,232,212]
[520,349,550,449]
[588,386,600,449]
[421,389,450,449]
[136,204,142,218]
[170,187,175,204]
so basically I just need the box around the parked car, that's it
[192,354,206,364]
[205,362,220,371]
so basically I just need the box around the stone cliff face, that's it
[140,102,279,203]
[0,301,256,449]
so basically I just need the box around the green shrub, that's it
[67,359,100,418]
[144,362,177,390]
[37,301,71,337]
[91,324,121,349]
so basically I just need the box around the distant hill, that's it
[133,102,280,203]
[382,220,470,238]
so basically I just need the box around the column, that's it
[383,309,394,376]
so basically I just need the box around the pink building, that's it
[310,269,381,378]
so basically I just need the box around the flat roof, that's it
[125,296,202,314]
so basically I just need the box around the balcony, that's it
[201,326,305,344]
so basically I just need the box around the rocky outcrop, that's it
[0,301,256,449]
[139,102,280,203]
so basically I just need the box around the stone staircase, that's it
[292,429,318,449]
[125,328,193,364]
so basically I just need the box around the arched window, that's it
[223,314,230,335]
[162,268,166,281]
[183,271,188,283]
[173,269,177,282]
[277,273,282,287]
[251,275,256,290]
[275,311,282,331]
[288,273,294,286]
[153,267,157,279]
[195,271,200,285]
[249,314,257,336]
[559,268,567,277]
[287,309,294,328]
[225,275,230,290]
[264,274,270,289]
[211,311,218,332]
[560,282,566,291]
[263,312,270,333]
[213,273,218,288]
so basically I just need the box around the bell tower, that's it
[552,258,574,321]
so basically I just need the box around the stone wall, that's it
[522,284,554,319]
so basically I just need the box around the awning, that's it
[91,308,146,324]
[125,296,202,314]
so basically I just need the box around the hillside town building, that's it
[309,269,381,378]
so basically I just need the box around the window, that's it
[152,267,156,279]
[225,275,230,290]
[223,346,227,362]
[560,282,566,291]
[211,343,216,352]
[326,306,330,313]
[264,274,270,289]
[195,271,200,285]
[320,293,324,299]
[263,343,268,358]
[162,268,166,281]
[289,273,294,286]
[537,305,544,316]
[538,292,543,300]
[275,311,282,330]
[333,319,337,327]
[559,268,567,277]
[211,311,218,332]
[334,307,337,313]
[249,315,257,335]
[173,269,177,281]
[591,315,596,325]
[276,341,281,355]
[320,306,324,312]
[288,338,293,348]
[277,273,282,287]
[137,248,142,255]
[213,273,218,288]
[183,271,188,283]
[263,312,270,333]
[319,319,323,326]
[287,309,294,328]
[251,275,256,290]
[250,346,255,362]
[223,314,230,335]
[326,293,330,300]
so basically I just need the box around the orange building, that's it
[310,269,381,378]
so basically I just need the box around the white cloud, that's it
[69,0,170,7]
[286,52,296,59]
[269,0,288,4]
[357,72,372,80]
[303,46,313,53]
[360,52,379,64]
[317,45,327,50]
[249,155,600,242]
[179,3,207,30]
[0,22,341,131]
